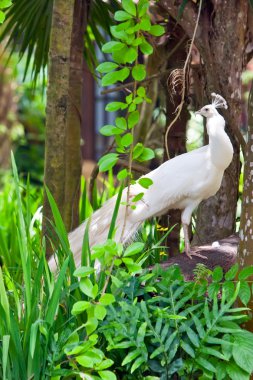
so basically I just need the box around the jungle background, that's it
[1,0,253,379]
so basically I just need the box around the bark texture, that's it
[239,84,253,265]
[43,0,86,246]
[158,0,248,244]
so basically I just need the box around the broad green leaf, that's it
[132,37,143,46]
[212,266,223,282]
[98,370,117,380]
[99,293,115,306]
[124,47,138,63]
[114,10,133,21]
[0,0,12,8]
[105,102,127,112]
[116,117,127,130]
[137,147,155,162]
[138,177,153,189]
[100,125,123,136]
[98,153,118,172]
[133,143,144,159]
[117,169,128,181]
[128,103,136,112]
[94,304,107,320]
[96,62,119,73]
[137,0,149,17]
[126,93,133,104]
[139,17,151,31]
[225,263,239,280]
[95,359,114,371]
[208,282,220,298]
[72,301,91,315]
[102,41,125,53]
[149,25,165,36]
[185,326,199,348]
[199,347,227,360]
[79,278,95,298]
[124,242,145,256]
[121,133,133,147]
[222,281,235,299]
[226,362,249,380]
[132,64,146,81]
[238,265,253,280]
[0,10,5,22]
[128,110,139,129]
[85,317,98,335]
[191,314,205,339]
[233,331,253,373]
[238,281,251,305]
[102,68,130,86]
[137,86,146,97]
[73,266,95,278]
[122,0,136,16]
[140,40,153,55]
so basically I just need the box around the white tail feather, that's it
[48,190,142,272]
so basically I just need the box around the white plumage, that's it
[48,93,233,271]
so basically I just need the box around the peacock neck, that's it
[206,114,233,170]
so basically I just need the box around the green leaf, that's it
[98,370,117,380]
[149,24,165,36]
[117,169,128,180]
[137,0,149,17]
[79,278,95,298]
[238,281,251,305]
[139,17,151,31]
[98,153,118,172]
[137,86,146,97]
[133,143,144,159]
[0,10,4,23]
[124,242,145,256]
[238,265,253,280]
[95,359,114,371]
[121,133,133,147]
[114,10,133,21]
[102,41,125,53]
[73,266,95,278]
[199,347,227,360]
[102,68,130,86]
[137,147,155,162]
[140,40,153,55]
[122,349,141,366]
[94,304,107,320]
[233,331,253,373]
[226,362,249,380]
[185,326,200,348]
[128,103,136,112]
[106,102,127,112]
[208,282,220,298]
[99,293,115,306]
[222,281,235,299]
[132,192,144,202]
[0,0,12,8]
[212,266,223,282]
[195,357,216,373]
[132,64,146,81]
[128,110,139,129]
[124,47,138,63]
[100,125,123,136]
[85,317,98,335]
[72,301,91,315]
[225,263,239,280]
[96,62,119,73]
[181,341,195,358]
[115,117,127,130]
[122,0,136,16]
[138,177,153,189]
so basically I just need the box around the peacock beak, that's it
[195,110,202,116]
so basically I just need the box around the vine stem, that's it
[164,0,203,159]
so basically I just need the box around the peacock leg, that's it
[182,223,207,259]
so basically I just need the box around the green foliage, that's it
[0,0,12,24]
[96,0,165,192]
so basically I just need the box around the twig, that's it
[100,35,187,96]
[164,0,203,158]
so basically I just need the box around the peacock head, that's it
[195,93,228,118]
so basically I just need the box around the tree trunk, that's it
[43,0,86,252]
[239,83,253,266]
[158,0,248,245]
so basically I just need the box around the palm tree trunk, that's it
[43,0,86,253]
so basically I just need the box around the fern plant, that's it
[98,265,253,379]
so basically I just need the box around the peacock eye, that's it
[204,108,208,111]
